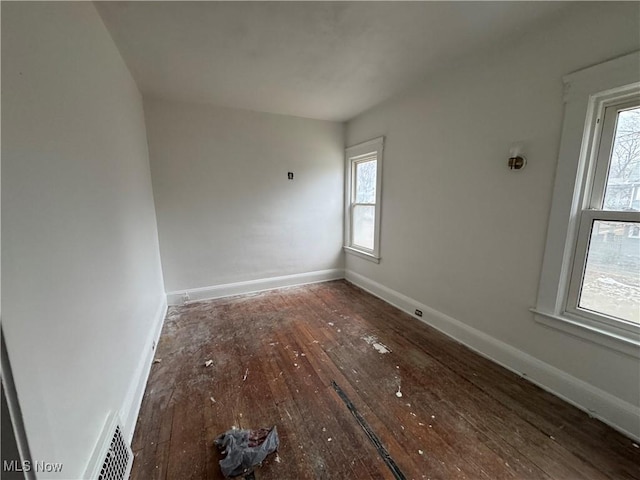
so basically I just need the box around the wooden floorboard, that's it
[131,280,640,480]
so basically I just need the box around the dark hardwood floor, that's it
[131,280,640,479]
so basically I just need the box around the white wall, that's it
[2,3,166,478]
[144,98,344,294]
[346,2,639,425]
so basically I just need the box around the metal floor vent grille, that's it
[98,424,132,480]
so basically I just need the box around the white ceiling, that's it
[96,1,570,122]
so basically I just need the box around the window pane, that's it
[579,220,640,323]
[353,205,375,250]
[603,107,640,211]
[355,160,377,203]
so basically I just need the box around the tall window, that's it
[534,52,640,355]
[567,102,640,326]
[344,137,383,262]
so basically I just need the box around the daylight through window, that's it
[344,137,384,262]
[567,103,640,325]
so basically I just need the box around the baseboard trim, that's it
[344,269,640,441]
[167,269,345,306]
[121,297,168,441]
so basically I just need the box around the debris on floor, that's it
[395,386,403,398]
[214,426,279,478]
[153,359,162,364]
[362,334,391,354]
[205,359,214,367]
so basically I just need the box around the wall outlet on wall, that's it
[415,309,423,317]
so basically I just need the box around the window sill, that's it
[531,308,640,358]
[343,246,380,264]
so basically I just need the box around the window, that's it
[344,137,383,262]
[567,103,640,325]
[534,52,640,356]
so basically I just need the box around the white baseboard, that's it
[121,297,168,441]
[345,270,640,441]
[84,296,168,479]
[166,269,345,306]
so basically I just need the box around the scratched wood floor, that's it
[131,280,640,480]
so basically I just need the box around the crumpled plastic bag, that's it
[214,426,279,478]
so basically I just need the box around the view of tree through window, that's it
[355,160,376,203]
[578,106,640,324]
[353,159,377,250]
[603,107,640,211]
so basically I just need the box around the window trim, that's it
[532,52,640,357]
[344,137,384,262]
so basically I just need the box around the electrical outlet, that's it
[415,309,423,317]
[182,292,190,304]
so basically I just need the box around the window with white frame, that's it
[534,52,640,356]
[344,137,383,262]
[567,101,640,326]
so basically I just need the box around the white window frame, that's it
[344,137,384,263]
[566,100,640,325]
[532,52,640,357]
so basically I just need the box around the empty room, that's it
[2,1,640,479]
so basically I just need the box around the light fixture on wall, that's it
[508,155,526,170]
[508,142,527,170]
